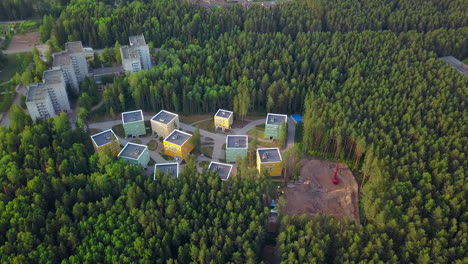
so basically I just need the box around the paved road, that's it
[180,122,226,161]
[285,118,296,150]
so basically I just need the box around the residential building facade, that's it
[52,41,89,93]
[256,148,282,176]
[26,69,72,121]
[91,129,121,156]
[163,129,194,160]
[265,113,287,140]
[122,110,146,137]
[214,109,233,130]
[151,110,179,138]
[120,45,142,73]
[129,34,151,70]
[118,142,150,167]
[226,135,248,162]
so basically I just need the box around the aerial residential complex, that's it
[154,163,179,180]
[121,34,151,73]
[256,148,283,176]
[118,142,150,167]
[226,135,248,162]
[151,110,179,138]
[265,113,287,140]
[122,110,146,137]
[163,129,193,160]
[26,69,71,121]
[208,161,233,181]
[52,41,89,93]
[90,129,121,156]
[214,109,233,131]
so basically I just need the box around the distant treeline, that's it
[37,0,468,48]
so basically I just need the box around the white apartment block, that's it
[26,69,71,121]
[129,34,151,70]
[52,41,89,93]
[121,34,151,73]
[120,45,142,73]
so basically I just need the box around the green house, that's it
[226,135,248,162]
[118,142,150,167]
[265,113,287,140]
[122,110,146,137]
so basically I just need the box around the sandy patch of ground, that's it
[284,158,360,224]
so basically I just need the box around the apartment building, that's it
[52,41,89,93]
[26,69,71,121]
[151,110,179,138]
[121,34,151,73]
[129,34,151,70]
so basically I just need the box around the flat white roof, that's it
[91,129,119,147]
[257,148,282,163]
[117,142,147,160]
[208,161,233,181]
[151,110,178,125]
[226,135,248,149]
[122,110,144,124]
[163,129,192,146]
[215,109,233,119]
[154,162,179,179]
[266,113,287,126]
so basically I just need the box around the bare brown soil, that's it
[7,32,39,51]
[231,119,250,129]
[284,158,360,224]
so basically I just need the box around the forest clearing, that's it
[284,158,360,224]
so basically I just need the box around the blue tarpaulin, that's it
[291,114,303,123]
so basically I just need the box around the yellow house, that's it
[256,148,283,176]
[91,129,121,156]
[163,129,194,160]
[214,109,233,131]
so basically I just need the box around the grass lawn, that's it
[147,140,158,151]
[247,124,266,139]
[88,104,115,123]
[111,124,125,138]
[196,119,217,133]
[179,114,212,124]
[463,58,468,64]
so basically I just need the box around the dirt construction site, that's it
[283,158,360,224]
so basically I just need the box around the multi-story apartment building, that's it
[25,83,56,121]
[121,34,151,73]
[256,148,283,176]
[151,110,179,138]
[26,69,72,121]
[265,113,287,140]
[52,41,89,93]
[120,45,142,73]
[129,34,151,70]
[214,109,233,131]
[122,110,146,137]
[163,129,194,160]
[90,129,121,156]
[226,135,248,162]
[118,142,150,167]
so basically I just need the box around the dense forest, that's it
[39,0,468,48]
[1,0,468,263]
[0,109,271,262]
